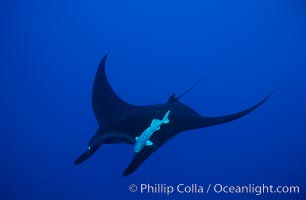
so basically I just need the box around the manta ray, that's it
[74,55,272,176]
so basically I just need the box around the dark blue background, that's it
[1,0,305,199]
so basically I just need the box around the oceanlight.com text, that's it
[128,183,300,196]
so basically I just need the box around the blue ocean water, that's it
[1,0,306,199]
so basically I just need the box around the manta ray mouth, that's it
[74,132,135,165]
[99,132,135,145]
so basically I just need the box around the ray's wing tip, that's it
[262,91,274,103]
[95,54,109,77]
[250,91,274,111]
[268,91,275,97]
[100,54,108,65]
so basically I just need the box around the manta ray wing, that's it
[92,55,143,126]
[200,92,273,127]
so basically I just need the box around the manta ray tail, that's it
[177,76,205,100]
[168,77,204,103]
